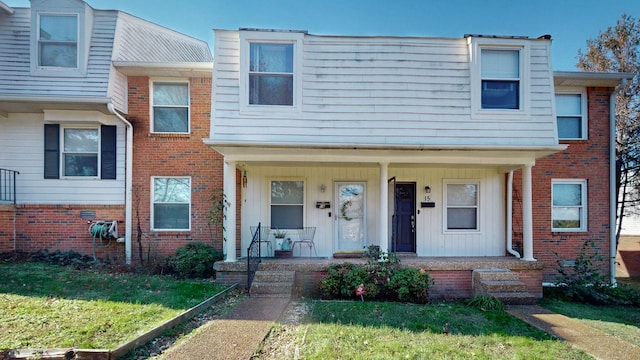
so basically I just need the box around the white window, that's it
[444,181,479,231]
[556,92,587,140]
[239,30,303,112]
[151,81,190,133]
[152,177,191,231]
[552,180,587,232]
[38,14,78,68]
[62,127,98,177]
[481,49,520,109]
[250,43,293,105]
[270,180,304,229]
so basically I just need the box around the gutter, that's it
[107,103,133,264]
[506,171,521,258]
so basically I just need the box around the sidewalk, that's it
[507,305,640,360]
[159,296,290,360]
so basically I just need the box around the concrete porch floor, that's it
[214,255,544,300]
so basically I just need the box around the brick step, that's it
[487,291,537,305]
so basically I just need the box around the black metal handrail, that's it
[0,168,19,204]
[247,222,262,295]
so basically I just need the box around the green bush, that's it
[388,267,432,304]
[319,256,432,303]
[465,295,505,312]
[554,240,640,306]
[165,242,223,278]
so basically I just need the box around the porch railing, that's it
[247,222,262,295]
[0,168,19,204]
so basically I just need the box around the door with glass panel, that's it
[335,182,366,251]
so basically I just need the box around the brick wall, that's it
[13,204,125,261]
[513,87,613,282]
[127,76,224,263]
[0,205,16,253]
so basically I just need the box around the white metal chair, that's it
[293,227,317,257]
[250,225,272,256]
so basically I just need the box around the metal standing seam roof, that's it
[112,11,213,64]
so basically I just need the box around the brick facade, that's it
[126,76,224,264]
[512,87,614,282]
[0,205,16,253]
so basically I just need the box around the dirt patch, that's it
[251,300,312,360]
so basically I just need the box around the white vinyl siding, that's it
[240,165,504,257]
[213,31,556,148]
[0,113,125,205]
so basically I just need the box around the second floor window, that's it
[556,93,586,140]
[152,82,189,133]
[481,49,520,110]
[249,43,294,106]
[38,14,78,68]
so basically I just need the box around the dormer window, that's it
[481,49,520,109]
[38,14,78,68]
[239,30,304,113]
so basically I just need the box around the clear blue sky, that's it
[5,0,639,70]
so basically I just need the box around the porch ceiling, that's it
[208,144,567,169]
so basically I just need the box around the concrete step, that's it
[250,270,295,297]
[253,270,295,283]
[479,280,529,293]
[488,291,537,305]
[473,268,520,282]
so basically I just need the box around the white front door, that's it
[335,182,366,251]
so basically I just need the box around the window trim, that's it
[468,37,530,119]
[31,11,86,77]
[443,180,480,233]
[555,89,588,140]
[239,30,304,114]
[268,178,306,230]
[151,176,192,231]
[60,125,100,179]
[552,179,587,232]
[150,79,191,134]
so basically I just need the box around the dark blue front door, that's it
[393,183,416,252]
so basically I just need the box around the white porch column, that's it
[224,159,237,262]
[522,162,536,261]
[379,162,389,253]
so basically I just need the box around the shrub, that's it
[388,267,432,304]
[554,239,640,305]
[319,254,433,303]
[466,295,505,312]
[165,242,223,278]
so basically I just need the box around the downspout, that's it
[610,86,619,285]
[507,171,521,258]
[107,103,133,264]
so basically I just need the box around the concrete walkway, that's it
[159,296,290,360]
[507,305,640,360]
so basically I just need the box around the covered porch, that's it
[214,255,545,300]
[213,146,562,264]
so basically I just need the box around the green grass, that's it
[0,261,227,350]
[267,300,591,360]
[542,298,640,347]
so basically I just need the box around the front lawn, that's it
[256,300,591,359]
[0,261,226,350]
